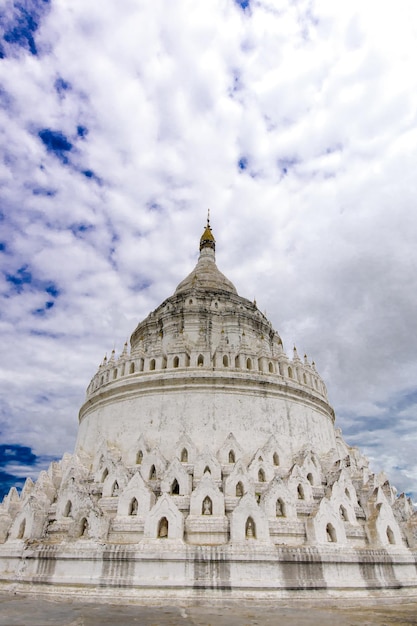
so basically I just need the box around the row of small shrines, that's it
[87,345,327,398]
[1,442,415,550]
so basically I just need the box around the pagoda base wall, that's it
[1,542,416,599]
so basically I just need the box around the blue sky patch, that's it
[1,0,51,57]
[70,223,94,239]
[45,283,60,297]
[38,128,73,163]
[0,470,26,499]
[77,125,88,138]
[0,444,37,467]
[5,267,60,303]
[0,444,56,499]
[33,301,54,315]
[235,0,250,10]
[3,10,38,56]
[54,77,71,96]
[238,157,248,171]
[82,169,101,184]
[6,266,33,293]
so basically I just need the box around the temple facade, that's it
[0,221,416,599]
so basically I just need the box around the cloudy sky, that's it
[1,0,417,502]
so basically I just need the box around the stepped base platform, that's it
[1,542,416,600]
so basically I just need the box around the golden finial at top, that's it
[200,210,215,251]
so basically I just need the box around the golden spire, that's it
[199,210,216,251]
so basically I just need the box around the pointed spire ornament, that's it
[199,212,215,251]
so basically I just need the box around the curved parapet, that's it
[86,293,329,407]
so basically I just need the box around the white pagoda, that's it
[1,220,416,599]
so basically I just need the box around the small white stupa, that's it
[0,219,416,599]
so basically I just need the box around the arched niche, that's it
[326,523,337,543]
[158,517,169,539]
[63,500,72,518]
[202,496,213,515]
[128,497,138,516]
[245,517,256,539]
[276,498,285,517]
